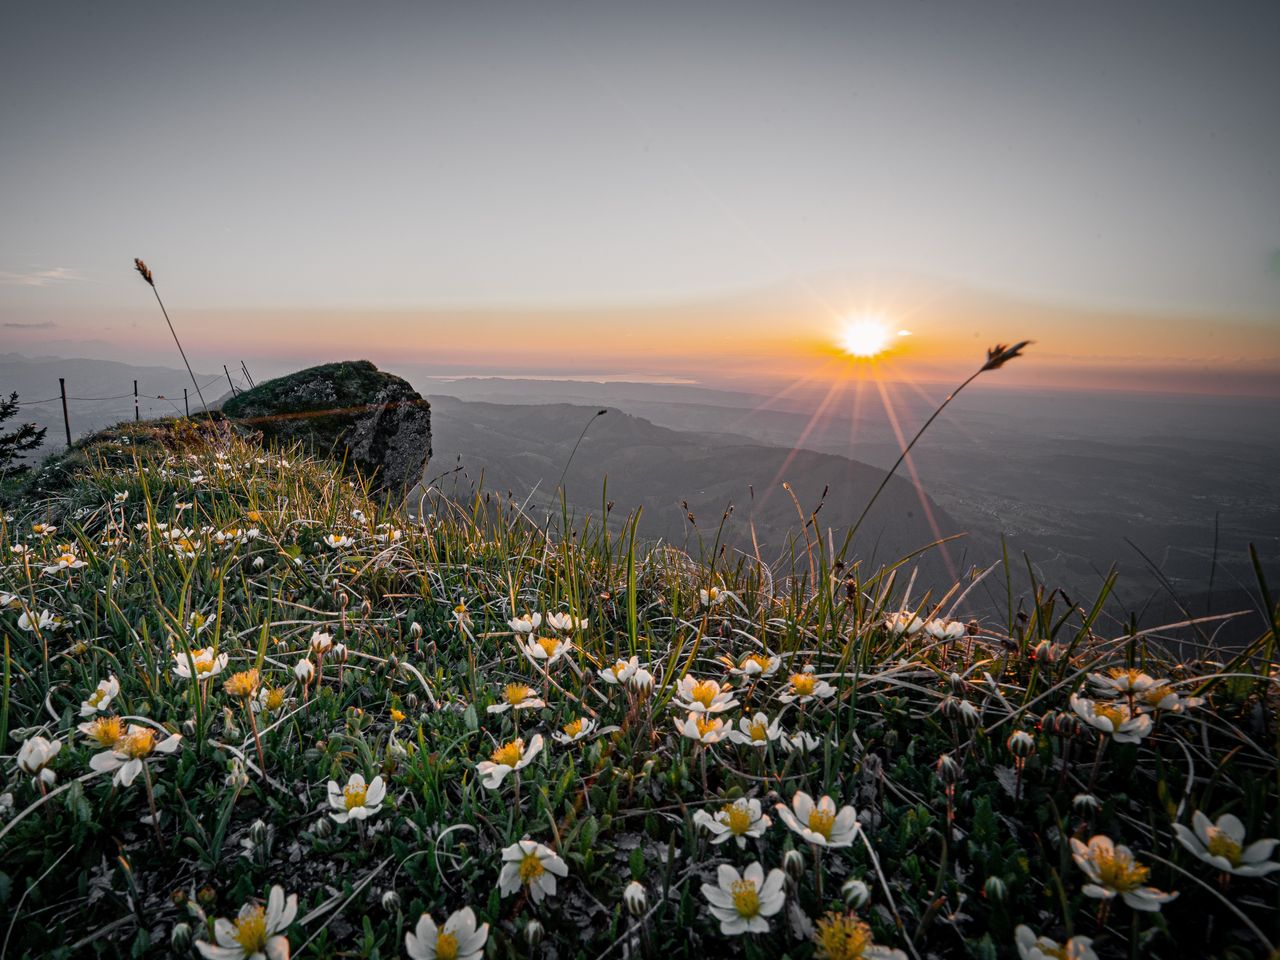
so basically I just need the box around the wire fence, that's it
[8,368,253,447]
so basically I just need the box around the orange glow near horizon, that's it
[8,278,1278,397]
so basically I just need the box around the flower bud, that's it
[1072,792,1101,814]
[842,878,871,908]
[294,658,314,682]
[170,922,191,951]
[1031,639,1057,664]
[249,819,268,846]
[197,886,218,909]
[983,876,1008,902]
[225,758,249,789]
[409,621,423,639]
[1006,730,1036,759]
[935,753,962,785]
[1046,712,1084,739]
[381,889,401,912]
[524,919,544,949]
[623,880,647,917]
[332,642,349,664]
[630,668,654,695]
[783,848,806,879]
[312,816,333,839]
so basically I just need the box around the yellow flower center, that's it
[224,669,260,698]
[454,604,467,615]
[87,689,107,707]
[87,716,124,747]
[743,653,772,672]
[247,510,262,522]
[790,673,817,697]
[262,687,285,710]
[120,728,156,759]
[232,906,268,953]
[435,930,459,960]
[730,879,760,918]
[808,808,836,839]
[563,719,584,738]
[1205,830,1244,867]
[390,708,406,723]
[612,660,629,676]
[1093,703,1129,728]
[723,801,752,835]
[343,783,368,810]
[689,680,721,708]
[504,683,534,706]
[1109,668,1144,687]
[749,720,769,742]
[537,637,561,657]
[814,911,873,960]
[57,553,77,566]
[694,716,721,738]
[1140,684,1172,707]
[519,852,545,883]
[491,739,524,767]
[1093,848,1151,892]
[1037,946,1069,960]
[707,587,719,601]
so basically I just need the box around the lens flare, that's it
[838,318,892,357]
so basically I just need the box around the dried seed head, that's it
[134,258,154,286]
[982,340,1031,371]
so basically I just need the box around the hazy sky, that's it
[2,1,1278,392]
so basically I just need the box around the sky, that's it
[2,1,1278,394]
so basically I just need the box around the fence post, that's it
[134,380,139,421]
[184,388,189,417]
[59,378,71,447]
[224,365,238,397]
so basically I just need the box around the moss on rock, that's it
[222,360,431,492]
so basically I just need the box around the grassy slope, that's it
[0,422,1276,959]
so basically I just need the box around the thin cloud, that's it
[3,320,57,329]
[0,266,85,287]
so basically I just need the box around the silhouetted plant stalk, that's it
[557,409,608,493]
[839,341,1031,560]
[134,259,208,413]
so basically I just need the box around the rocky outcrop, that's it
[222,360,431,493]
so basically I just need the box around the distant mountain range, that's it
[5,354,1276,632]
[416,395,968,584]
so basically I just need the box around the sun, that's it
[838,317,893,358]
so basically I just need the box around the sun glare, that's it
[838,318,893,358]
